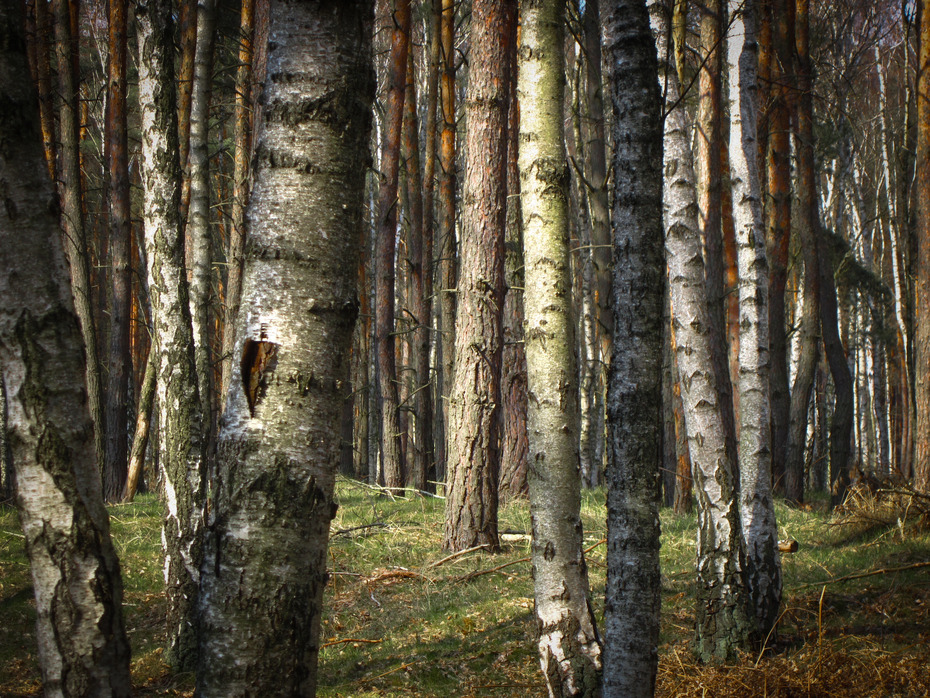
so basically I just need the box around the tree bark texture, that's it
[197,2,374,694]
[0,5,132,691]
[766,0,794,493]
[53,0,107,482]
[221,0,256,400]
[187,0,219,440]
[602,0,664,692]
[136,0,207,670]
[728,0,782,642]
[376,0,410,491]
[520,0,602,694]
[650,0,752,663]
[500,24,529,504]
[914,0,930,492]
[785,0,819,503]
[442,0,511,553]
[105,0,132,502]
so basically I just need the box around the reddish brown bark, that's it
[376,0,411,491]
[442,0,512,551]
[767,0,795,495]
[177,0,197,228]
[914,0,930,492]
[28,0,56,180]
[105,0,132,501]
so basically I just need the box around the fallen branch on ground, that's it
[321,638,383,649]
[794,560,930,590]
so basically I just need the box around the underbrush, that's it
[1,480,928,696]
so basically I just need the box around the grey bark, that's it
[727,0,781,641]
[649,0,752,662]
[0,4,132,692]
[136,0,207,670]
[519,0,602,694]
[197,1,374,694]
[187,0,219,440]
[602,0,664,693]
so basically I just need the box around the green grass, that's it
[2,483,929,697]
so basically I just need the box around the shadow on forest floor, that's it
[1,480,929,697]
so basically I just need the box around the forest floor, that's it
[1,479,929,697]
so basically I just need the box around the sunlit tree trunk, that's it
[650,0,752,663]
[177,0,197,213]
[914,0,930,493]
[728,0,781,642]
[29,0,56,180]
[221,0,255,400]
[601,0,665,692]
[188,0,219,438]
[197,3,374,692]
[376,0,410,492]
[104,0,132,502]
[136,0,207,669]
[0,6,131,689]
[442,0,511,552]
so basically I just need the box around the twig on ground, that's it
[794,560,930,590]
[321,638,382,649]
[331,522,388,538]
[426,544,488,569]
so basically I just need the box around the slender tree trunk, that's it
[728,0,781,642]
[519,1,602,694]
[123,352,157,502]
[650,0,752,663]
[136,0,207,669]
[188,0,218,443]
[766,0,794,494]
[31,0,56,180]
[500,16,528,503]
[177,0,197,202]
[602,0,665,692]
[437,0,458,483]
[442,0,511,552]
[785,0,819,503]
[197,3,374,692]
[0,5,131,689]
[404,46,432,491]
[376,0,410,492]
[221,0,255,400]
[104,0,132,502]
[914,0,930,492]
[53,0,106,482]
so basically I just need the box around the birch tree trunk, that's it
[53,0,106,479]
[187,0,219,438]
[601,0,664,691]
[650,0,752,663]
[519,0,602,693]
[197,1,374,692]
[136,0,207,670]
[0,5,131,691]
[442,0,510,552]
[728,0,782,641]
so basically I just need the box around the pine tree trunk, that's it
[376,0,410,492]
[30,0,57,180]
[136,0,207,670]
[187,0,219,440]
[221,0,255,400]
[0,6,131,689]
[520,0,602,693]
[914,0,930,493]
[442,0,510,552]
[197,3,374,692]
[650,0,752,663]
[104,0,132,503]
[728,0,782,642]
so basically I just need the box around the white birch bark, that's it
[649,0,752,662]
[727,0,781,641]
[602,0,664,692]
[519,1,602,694]
[197,2,374,693]
[136,0,207,670]
[0,5,131,693]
